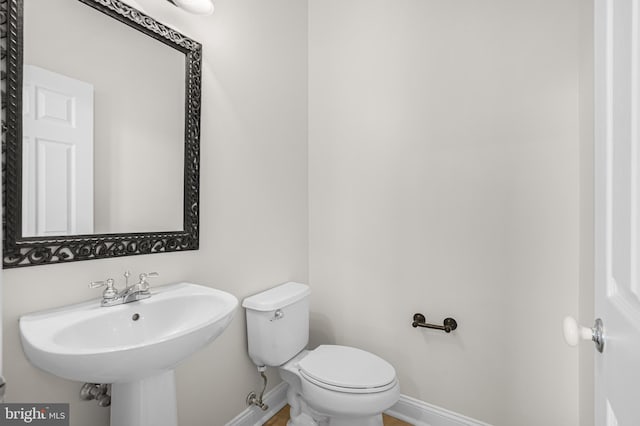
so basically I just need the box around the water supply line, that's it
[80,383,111,407]
[246,366,269,411]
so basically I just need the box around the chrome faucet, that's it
[89,272,159,307]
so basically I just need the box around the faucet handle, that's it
[138,272,159,289]
[88,280,105,289]
[89,278,118,299]
[89,278,113,289]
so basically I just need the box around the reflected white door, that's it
[22,65,94,237]
[595,0,640,424]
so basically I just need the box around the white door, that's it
[22,65,94,237]
[594,0,640,424]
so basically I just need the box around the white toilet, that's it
[242,282,400,426]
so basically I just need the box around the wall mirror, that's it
[1,0,202,268]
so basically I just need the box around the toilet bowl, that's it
[281,346,400,426]
[243,282,400,426]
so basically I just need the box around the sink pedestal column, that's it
[110,371,178,426]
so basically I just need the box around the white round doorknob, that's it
[563,316,592,346]
[562,316,605,353]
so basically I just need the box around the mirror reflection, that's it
[22,0,185,237]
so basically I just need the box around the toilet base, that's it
[288,415,382,426]
[287,413,317,426]
[288,408,383,426]
[285,379,386,426]
[327,416,383,426]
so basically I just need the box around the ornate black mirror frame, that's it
[1,0,201,268]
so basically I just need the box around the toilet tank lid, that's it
[242,282,310,311]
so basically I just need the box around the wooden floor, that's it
[263,405,412,426]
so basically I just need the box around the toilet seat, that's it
[297,345,397,394]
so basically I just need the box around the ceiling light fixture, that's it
[167,0,214,15]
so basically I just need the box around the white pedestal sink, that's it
[19,282,238,426]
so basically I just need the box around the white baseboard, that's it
[386,394,492,426]
[225,381,288,426]
[225,383,491,426]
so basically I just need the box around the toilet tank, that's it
[242,282,311,367]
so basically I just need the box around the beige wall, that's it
[308,0,581,425]
[5,0,593,425]
[4,0,308,425]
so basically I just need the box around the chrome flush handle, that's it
[270,309,284,321]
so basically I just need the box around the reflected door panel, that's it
[22,65,94,237]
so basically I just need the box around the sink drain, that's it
[132,313,140,321]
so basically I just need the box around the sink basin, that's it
[20,282,237,382]
[19,282,238,426]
